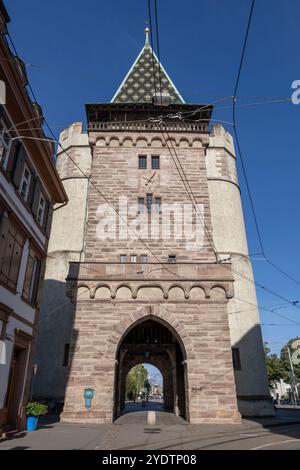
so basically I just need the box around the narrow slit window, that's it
[232,348,241,370]
[63,344,70,367]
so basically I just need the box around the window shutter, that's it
[42,201,49,231]
[45,204,53,238]
[0,214,9,270]
[31,259,41,304]
[32,178,42,218]
[27,174,36,207]
[12,144,26,188]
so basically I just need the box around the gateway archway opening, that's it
[113,317,188,421]
[124,364,164,413]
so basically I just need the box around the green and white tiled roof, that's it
[111,30,184,104]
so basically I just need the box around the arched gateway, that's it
[114,316,188,420]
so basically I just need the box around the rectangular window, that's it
[138,155,147,169]
[0,121,11,170]
[37,194,46,226]
[120,254,127,263]
[141,255,148,263]
[151,155,160,169]
[63,343,70,367]
[146,193,153,214]
[130,255,137,263]
[168,255,176,263]
[232,348,241,370]
[155,197,162,214]
[19,163,31,202]
[138,197,145,214]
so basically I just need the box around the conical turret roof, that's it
[111,28,184,104]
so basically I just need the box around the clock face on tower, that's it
[141,171,160,191]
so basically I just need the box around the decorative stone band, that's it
[66,262,234,303]
[88,131,209,148]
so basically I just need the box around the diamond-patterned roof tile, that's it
[111,39,184,104]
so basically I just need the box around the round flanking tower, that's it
[206,125,274,416]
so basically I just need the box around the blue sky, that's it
[143,364,162,385]
[7,0,300,354]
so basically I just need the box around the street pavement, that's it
[1,406,300,450]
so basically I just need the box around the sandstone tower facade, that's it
[34,30,274,423]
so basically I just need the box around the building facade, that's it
[0,1,67,433]
[34,29,274,423]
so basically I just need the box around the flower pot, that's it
[26,416,38,432]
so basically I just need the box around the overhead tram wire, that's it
[154,0,163,98]
[230,1,300,288]
[7,63,300,321]
[7,32,187,281]
[160,125,220,261]
[159,123,300,310]
[149,0,220,261]
[231,0,265,258]
[263,260,300,287]
[147,0,157,99]
[148,1,300,310]
[6,19,300,309]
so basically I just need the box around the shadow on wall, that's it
[33,277,78,414]
[232,323,273,418]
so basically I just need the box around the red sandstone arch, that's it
[106,305,195,360]
[112,307,191,421]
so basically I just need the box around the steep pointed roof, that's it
[111,28,184,104]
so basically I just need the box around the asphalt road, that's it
[0,407,300,450]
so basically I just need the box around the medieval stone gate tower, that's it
[34,29,274,423]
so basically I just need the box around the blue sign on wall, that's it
[84,388,94,408]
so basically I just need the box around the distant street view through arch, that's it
[124,364,164,414]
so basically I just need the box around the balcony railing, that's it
[88,121,208,133]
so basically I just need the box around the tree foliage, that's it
[264,343,284,388]
[264,338,300,394]
[280,337,300,385]
[126,364,148,400]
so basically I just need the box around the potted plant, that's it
[26,402,48,432]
